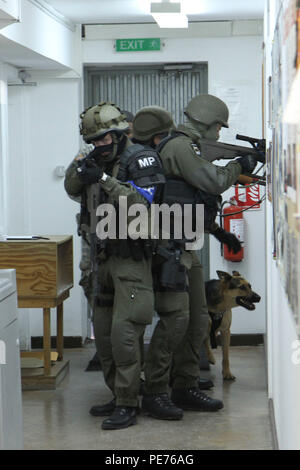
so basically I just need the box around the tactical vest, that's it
[104,143,166,261]
[157,132,222,232]
[117,143,165,203]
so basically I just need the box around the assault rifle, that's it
[200,134,266,186]
[79,182,105,299]
[200,134,266,164]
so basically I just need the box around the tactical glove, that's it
[213,227,242,254]
[76,158,103,185]
[236,154,257,174]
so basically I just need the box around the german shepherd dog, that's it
[204,271,261,380]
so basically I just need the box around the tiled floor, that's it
[22,345,274,450]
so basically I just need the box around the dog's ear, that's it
[232,271,241,277]
[217,271,232,282]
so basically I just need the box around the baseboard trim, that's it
[269,398,279,450]
[31,336,83,349]
[217,333,264,347]
[31,334,264,350]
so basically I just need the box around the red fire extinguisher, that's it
[222,197,244,262]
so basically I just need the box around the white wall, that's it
[83,26,265,335]
[6,75,84,341]
[0,0,81,73]
[0,0,84,345]
[264,0,300,450]
[0,63,10,235]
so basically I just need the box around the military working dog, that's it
[204,271,261,380]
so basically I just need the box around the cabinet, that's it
[0,236,73,390]
[0,269,23,450]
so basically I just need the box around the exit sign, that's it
[115,38,161,52]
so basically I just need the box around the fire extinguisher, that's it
[221,197,244,262]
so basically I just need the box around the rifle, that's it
[237,174,266,186]
[200,134,266,164]
[81,183,104,301]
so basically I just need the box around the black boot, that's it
[89,398,116,417]
[198,378,214,390]
[171,387,223,412]
[101,406,137,430]
[142,393,183,420]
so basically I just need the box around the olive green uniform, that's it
[144,123,242,393]
[64,138,154,407]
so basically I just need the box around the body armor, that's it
[158,133,222,232]
[117,143,165,188]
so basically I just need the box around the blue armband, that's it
[128,180,156,204]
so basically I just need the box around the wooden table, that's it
[0,235,73,389]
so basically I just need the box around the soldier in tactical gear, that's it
[78,111,135,319]
[132,97,254,420]
[64,102,157,430]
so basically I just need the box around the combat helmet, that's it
[80,102,129,143]
[132,106,174,142]
[185,94,229,128]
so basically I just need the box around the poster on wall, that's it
[211,83,251,144]
[281,0,297,107]
[270,0,300,335]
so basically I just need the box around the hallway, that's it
[22,345,273,450]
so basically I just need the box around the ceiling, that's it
[44,0,265,25]
[1,1,265,73]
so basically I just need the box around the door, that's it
[84,63,210,338]
[84,63,207,126]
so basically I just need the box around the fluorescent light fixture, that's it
[151,1,188,28]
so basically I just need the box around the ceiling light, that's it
[151,1,188,29]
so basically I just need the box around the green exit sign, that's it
[115,38,161,52]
